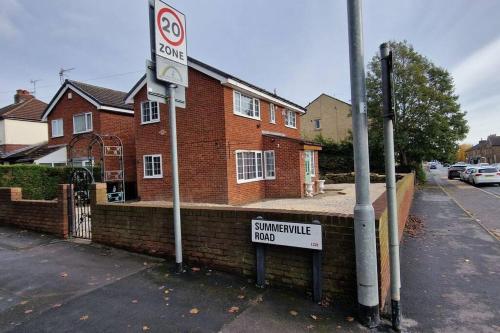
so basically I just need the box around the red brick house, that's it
[42,80,137,197]
[125,58,321,204]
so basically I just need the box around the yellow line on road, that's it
[432,174,499,242]
[473,186,500,199]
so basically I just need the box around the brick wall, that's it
[373,173,415,309]
[92,183,357,302]
[0,185,70,238]
[0,144,30,155]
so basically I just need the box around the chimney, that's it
[14,89,34,104]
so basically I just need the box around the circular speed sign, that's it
[157,7,185,47]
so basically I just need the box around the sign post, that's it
[149,0,188,273]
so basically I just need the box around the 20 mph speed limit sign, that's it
[154,0,188,87]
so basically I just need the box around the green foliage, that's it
[314,135,354,174]
[0,165,73,200]
[415,164,427,184]
[366,40,469,168]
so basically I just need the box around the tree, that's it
[456,143,472,162]
[366,41,469,167]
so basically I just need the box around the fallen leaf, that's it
[164,290,169,294]
[52,303,62,308]
[143,262,148,266]
[24,309,33,314]
[237,295,245,299]
[306,324,315,330]
[80,315,89,321]
[191,267,200,272]
[131,300,139,304]
[20,300,29,305]
[228,306,239,313]
[60,272,68,278]
[310,314,318,320]
[142,325,150,331]
[189,308,199,314]
[158,285,165,290]
[346,316,354,322]
[289,310,298,316]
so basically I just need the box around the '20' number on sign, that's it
[162,17,180,37]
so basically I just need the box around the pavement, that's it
[400,167,500,332]
[0,226,368,333]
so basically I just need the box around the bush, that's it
[0,165,73,200]
[414,164,427,184]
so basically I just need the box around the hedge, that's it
[0,165,74,200]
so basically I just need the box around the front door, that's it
[305,151,313,184]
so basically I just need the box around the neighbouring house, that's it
[0,142,67,166]
[125,57,321,204]
[41,80,137,198]
[301,93,352,143]
[0,90,48,156]
[465,134,500,164]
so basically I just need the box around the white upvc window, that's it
[73,112,93,134]
[141,101,160,124]
[236,150,263,183]
[51,119,64,138]
[264,150,276,179]
[143,154,163,178]
[269,104,276,124]
[314,119,321,129]
[233,91,260,120]
[285,110,296,128]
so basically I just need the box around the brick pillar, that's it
[57,184,71,238]
[0,187,23,201]
[91,183,107,207]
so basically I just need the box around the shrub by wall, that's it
[0,165,72,200]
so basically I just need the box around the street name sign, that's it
[251,220,322,250]
[154,0,188,87]
[146,60,186,108]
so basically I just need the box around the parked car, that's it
[460,166,475,181]
[448,164,467,179]
[430,164,437,170]
[468,167,500,185]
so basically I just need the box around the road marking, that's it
[474,186,500,199]
[432,174,499,242]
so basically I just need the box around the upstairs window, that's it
[143,154,162,178]
[314,119,321,129]
[141,101,160,124]
[285,110,296,128]
[51,119,64,138]
[270,104,276,123]
[73,112,93,134]
[234,91,260,120]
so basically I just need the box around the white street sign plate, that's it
[251,220,322,250]
[155,0,187,66]
[156,56,188,87]
[146,59,186,108]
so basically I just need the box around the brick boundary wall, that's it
[0,185,70,238]
[373,172,415,310]
[91,173,415,305]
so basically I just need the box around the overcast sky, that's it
[1,0,499,144]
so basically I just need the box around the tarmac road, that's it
[429,166,500,239]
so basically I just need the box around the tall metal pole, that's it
[380,42,401,331]
[168,83,183,272]
[346,0,380,328]
[149,0,183,272]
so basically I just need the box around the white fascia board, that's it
[42,84,100,121]
[224,79,305,114]
[124,79,146,104]
[98,106,135,115]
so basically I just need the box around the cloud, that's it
[0,0,23,39]
[452,36,500,94]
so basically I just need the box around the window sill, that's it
[141,119,160,125]
[285,125,297,129]
[233,112,261,121]
[144,175,163,179]
[51,135,64,138]
[237,177,264,184]
[270,121,276,124]
[74,130,93,135]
